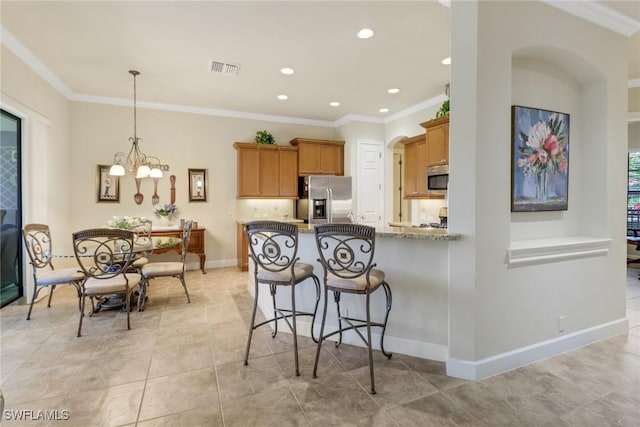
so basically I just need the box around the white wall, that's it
[1,47,71,250]
[630,121,640,150]
[448,0,628,378]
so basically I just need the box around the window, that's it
[629,152,640,209]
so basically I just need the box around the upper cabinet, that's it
[290,138,345,176]
[402,134,428,198]
[421,116,449,167]
[233,143,298,198]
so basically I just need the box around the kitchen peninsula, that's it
[243,222,461,361]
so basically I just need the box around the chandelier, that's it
[109,70,167,178]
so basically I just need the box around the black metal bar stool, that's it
[244,221,321,376]
[313,223,392,394]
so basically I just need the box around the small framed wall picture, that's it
[97,164,120,202]
[188,168,208,202]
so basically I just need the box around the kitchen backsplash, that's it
[415,199,447,224]
[237,199,295,220]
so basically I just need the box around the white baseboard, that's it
[185,258,237,271]
[446,318,629,380]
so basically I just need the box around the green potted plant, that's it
[255,130,275,144]
[436,99,450,118]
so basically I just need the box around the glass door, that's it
[0,109,23,307]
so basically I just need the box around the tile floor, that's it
[0,267,639,426]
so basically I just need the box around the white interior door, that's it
[356,139,384,227]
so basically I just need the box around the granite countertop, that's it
[296,223,460,241]
[237,218,460,240]
[237,217,303,225]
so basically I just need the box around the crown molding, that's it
[384,94,448,123]
[629,111,640,122]
[541,0,640,37]
[72,93,336,127]
[630,79,640,89]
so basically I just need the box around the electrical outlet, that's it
[558,315,566,333]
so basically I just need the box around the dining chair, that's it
[72,228,142,337]
[313,223,392,394]
[130,218,152,272]
[244,220,320,376]
[139,219,193,309]
[22,223,84,320]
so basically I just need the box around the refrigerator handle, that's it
[327,188,332,222]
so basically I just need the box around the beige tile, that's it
[137,405,224,426]
[386,391,484,426]
[349,358,439,408]
[148,338,213,378]
[221,382,308,427]
[273,343,346,381]
[0,395,66,427]
[289,371,380,425]
[73,349,153,392]
[1,362,87,404]
[323,341,392,371]
[60,381,145,427]
[397,355,468,390]
[0,266,638,427]
[139,368,219,420]
[557,397,640,427]
[216,355,287,402]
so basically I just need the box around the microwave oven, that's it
[426,165,449,195]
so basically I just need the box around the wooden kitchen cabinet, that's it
[402,134,428,198]
[233,143,299,198]
[290,138,344,175]
[421,116,449,167]
[278,147,298,197]
[237,222,248,271]
[236,144,260,197]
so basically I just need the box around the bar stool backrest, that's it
[246,221,299,273]
[314,223,376,279]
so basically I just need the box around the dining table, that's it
[56,235,180,312]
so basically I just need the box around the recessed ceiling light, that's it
[330,102,340,107]
[387,88,400,94]
[441,57,451,65]
[357,28,374,39]
[280,67,294,75]
[379,108,389,113]
[277,94,288,100]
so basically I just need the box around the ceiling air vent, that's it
[209,60,240,76]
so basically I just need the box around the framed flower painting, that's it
[511,105,569,212]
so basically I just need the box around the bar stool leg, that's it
[47,285,56,307]
[244,276,260,365]
[366,292,376,394]
[313,282,330,378]
[380,282,393,359]
[291,282,299,376]
[333,291,343,347]
[310,275,321,343]
[270,284,278,338]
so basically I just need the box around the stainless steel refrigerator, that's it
[296,175,352,224]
